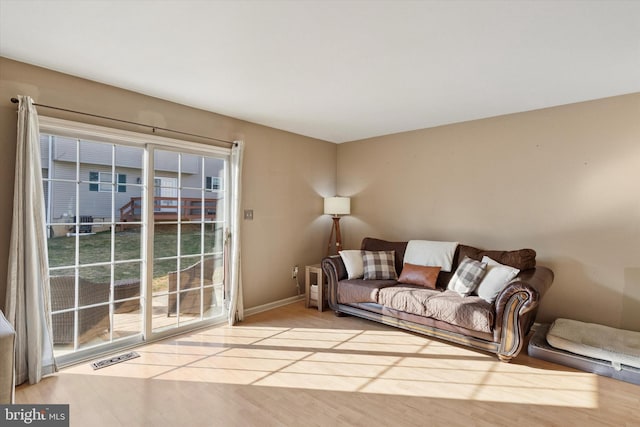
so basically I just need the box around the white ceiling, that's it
[1,1,639,143]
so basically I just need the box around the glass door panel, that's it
[43,134,144,357]
[151,150,227,333]
[41,126,230,364]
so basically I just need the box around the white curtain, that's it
[5,96,56,384]
[227,140,245,325]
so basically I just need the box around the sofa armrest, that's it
[494,266,554,360]
[321,255,347,311]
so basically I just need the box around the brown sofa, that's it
[321,237,554,362]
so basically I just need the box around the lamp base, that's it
[327,216,343,257]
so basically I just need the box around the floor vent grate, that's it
[91,351,140,370]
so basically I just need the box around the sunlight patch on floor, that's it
[61,324,599,408]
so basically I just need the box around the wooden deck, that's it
[120,197,217,222]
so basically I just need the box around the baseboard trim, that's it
[244,295,304,317]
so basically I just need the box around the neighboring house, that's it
[40,134,223,230]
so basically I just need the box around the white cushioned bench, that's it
[547,318,640,370]
[529,319,640,385]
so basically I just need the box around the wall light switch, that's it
[244,209,254,220]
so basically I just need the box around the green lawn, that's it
[47,224,222,283]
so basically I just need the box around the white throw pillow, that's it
[404,240,458,272]
[475,256,520,303]
[339,250,364,279]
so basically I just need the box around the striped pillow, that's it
[362,250,398,280]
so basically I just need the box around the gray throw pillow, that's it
[362,250,398,280]
[447,256,487,297]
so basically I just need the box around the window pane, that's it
[154,224,178,258]
[114,263,142,313]
[48,181,76,226]
[48,236,76,268]
[152,258,177,295]
[115,226,142,261]
[78,232,111,265]
[50,271,78,312]
[180,153,201,189]
[152,295,176,332]
[203,157,225,190]
[177,288,202,323]
[99,172,113,192]
[113,306,141,339]
[203,223,224,254]
[154,150,180,174]
[153,177,178,220]
[49,136,78,176]
[78,266,112,293]
[79,140,112,167]
[115,145,143,171]
[180,224,202,256]
[118,186,143,224]
[212,254,224,285]
[208,193,225,223]
[77,303,111,349]
[79,181,112,222]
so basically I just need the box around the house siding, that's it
[47,162,142,225]
[52,136,144,170]
[43,136,225,224]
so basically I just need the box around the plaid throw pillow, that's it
[362,250,398,280]
[447,256,487,297]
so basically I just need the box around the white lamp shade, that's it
[324,197,351,216]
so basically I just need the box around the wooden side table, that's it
[305,264,325,312]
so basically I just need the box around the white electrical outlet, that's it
[292,265,298,279]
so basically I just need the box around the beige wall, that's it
[0,57,337,311]
[2,56,639,331]
[338,93,640,329]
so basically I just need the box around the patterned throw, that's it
[362,250,398,280]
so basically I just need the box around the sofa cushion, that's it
[459,245,536,270]
[447,256,488,297]
[363,250,398,280]
[339,250,364,279]
[377,286,494,333]
[424,290,494,333]
[337,279,398,304]
[377,285,441,316]
[398,263,440,289]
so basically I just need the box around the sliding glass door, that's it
[150,149,227,333]
[40,118,231,364]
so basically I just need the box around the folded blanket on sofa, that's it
[404,240,458,272]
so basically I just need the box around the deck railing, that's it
[120,197,217,222]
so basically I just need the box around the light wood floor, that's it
[16,301,640,426]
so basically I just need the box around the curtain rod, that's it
[10,97,236,146]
